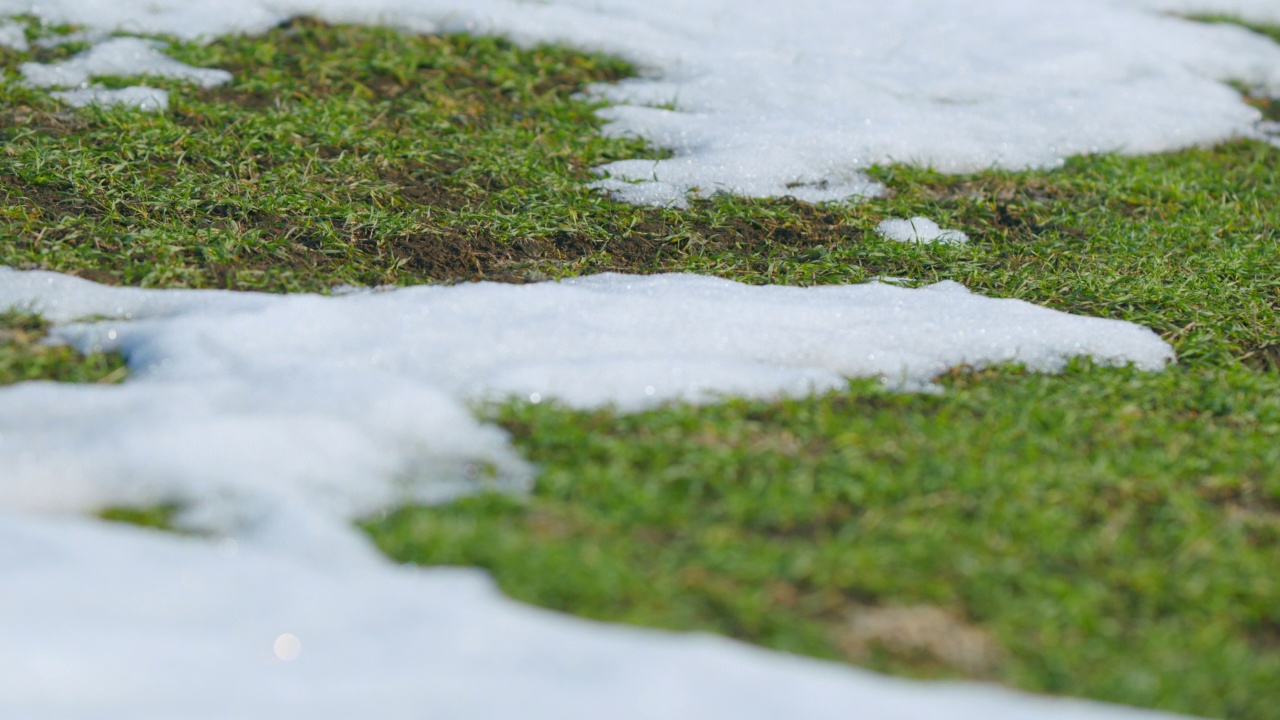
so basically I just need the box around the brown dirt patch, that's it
[834,604,1006,676]
[921,177,1062,205]
[1244,94,1280,122]
[0,107,88,138]
[20,182,104,219]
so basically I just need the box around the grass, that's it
[1,15,1277,720]
[0,309,125,385]
[368,364,1280,718]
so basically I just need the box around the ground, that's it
[1,17,1277,720]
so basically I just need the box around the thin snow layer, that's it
[0,268,1171,539]
[19,36,231,89]
[878,217,970,245]
[1,2,1278,206]
[1,514,1195,720]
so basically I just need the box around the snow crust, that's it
[1,1,1278,204]
[878,218,970,245]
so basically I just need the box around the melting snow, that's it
[0,268,1176,716]
[0,267,1177,712]
[20,37,231,89]
[0,269,1171,537]
[1126,0,1280,24]
[877,218,971,245]
[18,36,229,109]
[50,85,169,110]
[6,0,1276,204]
[0,0,1251,715]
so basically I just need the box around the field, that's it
[2,17,1278,719]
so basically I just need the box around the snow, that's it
[50,86,169,110]
[17,36,228,110]
[20,36,231,89]
[0,0,1247,715]
[0,268,1178,716]
[4,0,1277,204]
[0,269,1171,540]
[878,217,971,245]
[1259,120,1280,148]
[0,19,27,51]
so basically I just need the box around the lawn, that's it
[2,18,1278,719]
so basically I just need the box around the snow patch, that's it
[0,0,1243,713]
[0,19,27,51]
[0,268,1171,544]
[51,85,169,110]
[1,1,1277,205]
[878,218,970,245]
[20,36,231,89]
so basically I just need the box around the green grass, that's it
[2,16,1278,720]
[0,309,126,385]
[368,364,1280,718]
[98,502,179,531]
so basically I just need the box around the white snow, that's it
[1,512,1194,720]
[0,268,1171,541]
[878,217,971,245]
[20,36,231,89]
[50,85,169,110]
[0,1,1277,205]
[0,0,1247,715]
[0,19,26,51]
[0,269,1177,718]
